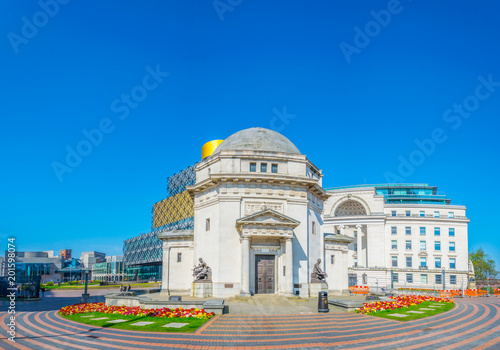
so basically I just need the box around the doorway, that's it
[255,255,275,294]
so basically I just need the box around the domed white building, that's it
[156,127,472,298]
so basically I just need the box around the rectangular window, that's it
[392,273,398,283]
[205,218,210,231]
[312,221,316,235]
[435,241,441,251]
[449,242,455,251]
[420,211,425,217]
[250,162,256,172]
[450,258,456,269]
[406,210,411,217]
[354,231,358,238]
[405,227,411,235]
[261,163,267,172]
[420,257,427,267]
[406,256,412,267]
[391,240,397,249]
[450,275,457,285]
[449,228,455,237]
[354,243,358,252]
[421,274,428,284]
[434,227,440,236]
[406,240,412,250]
[177,253,182,262]
[391,226,397,235]
[331,255,335,264]
[436,274,442,284]
[448,212,454,218]
[392,256,398,267]
[420,241,426,250]
[271,163,278,173]
[406,273,413,283]
[354,258,358,267]
[391,210,396,217]
[420,227,426,235]
[434,211,440,217]
[435,257,441,268]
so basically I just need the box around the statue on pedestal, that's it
[311,258,328,282]
[193,258,212,281]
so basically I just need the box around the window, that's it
[391,211,396,217]
[436,274,442,284]
[420,227,426,235]
[354,231,357,238]
[392,256,398,267]
[420,211,425,217]
[449,228,455,237]
[448,212,454,218]
[406,240,412,250]
[434,227,440,236]
[362,274,368,284]
[391,240,397,249]
[434,211,440,217]
[407,274,413,283]
[421,274,428,284]
[261,163,267,172]
[312,221,316,235]
[354,258,358,267]
[391,226,397,235]
[177,253,182,262]
[406,210,411,217]
[420,257,427,267]
[250,162,256,172]
[331,255,335,264]
[405,227,411,235]
[449,242,455,252]
[420,241,426,250]
[271,163,278,173]
[392,273,398,283]
[406,256,412,268]
[354,243,358,252]
[205,218,210,231]
[435,257,441,268]
[450,258,456,269]
[435,241,441,251]
[450,275,457,285]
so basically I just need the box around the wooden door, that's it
[255,255,275,294]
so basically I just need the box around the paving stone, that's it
[91,317,109,320]
[106,319,128,323]
[407,311,425,314]
[419,308,435,310]
[80,315,95,318]
[387,313,409,317]
[131,321,155,326]
[162,322,189,328]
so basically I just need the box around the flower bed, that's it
[356,295,452,315]
[60,302,215,319]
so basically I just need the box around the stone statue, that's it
[193,258,212,281]
[311,258,328,282]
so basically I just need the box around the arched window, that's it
[334,200,367,216]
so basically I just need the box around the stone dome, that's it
[214,127,301,154]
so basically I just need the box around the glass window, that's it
[420,211,425,217]
[420,241,426,250]
[177,253,182,262]
[450,275,456,285]
[331,255,335,264]
[261,163,267,172]
[449,228,455,237]
[406,210,411,217]
[449,242,455,251]
[391,226,397,235]
[391,211,396,217]
[435,274,442,284]
[392,273,398,283]
[435,241,441,251]
[434,211,440,217]
[205,218,210,231]
[448,212,454,218]
[406,256,412,267]
[354,231,357,238]
[405,227,411,235]
[354,258,358,267]
[250,163,256,172]
[271,163,278,173]
[354,243,358,252]
[407,273,413,283]
[420,227,426,235]
[435,257,441,268]
[312,221,316,235]
[421,274,428,284]
[420,257,427,267]
[391,240,397,249]
[450,258,456,269]
[406,240,412,250]
[434,227,440,236]
[392,256,398,267]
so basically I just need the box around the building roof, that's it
[214,127,301,154]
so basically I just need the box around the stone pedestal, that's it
[309,282,328,297]
[192,282,213,298]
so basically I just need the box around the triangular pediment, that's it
[236,209,300,228]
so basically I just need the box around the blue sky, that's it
[1,1,499,266]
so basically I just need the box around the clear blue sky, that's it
[1,1,499,266]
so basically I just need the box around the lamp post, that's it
[81,269,89,302]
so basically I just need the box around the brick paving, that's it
[1,295,499,349]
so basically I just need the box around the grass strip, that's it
[365,301,454,321]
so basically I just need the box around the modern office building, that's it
[60,249,72,260]
[92,255,125,282]
[7,251,64,283]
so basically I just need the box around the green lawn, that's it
[60,312,209,332]
[45,283,160,290]
[366,301,455,321]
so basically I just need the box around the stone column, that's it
[356,224,363,267]
[341,249,349,294]
[161,246,170,294]
[285,237,294,296]
[240,236,251,296]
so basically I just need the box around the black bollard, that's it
[318,291,329,313]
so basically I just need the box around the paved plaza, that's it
[1,289,500,349]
